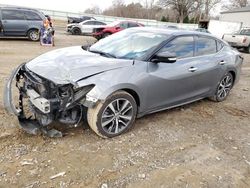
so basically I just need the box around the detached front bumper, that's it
[3,64,63,137]
[3,64,97,137]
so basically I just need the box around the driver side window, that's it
[119,22,128,29]
[159,36,194,59]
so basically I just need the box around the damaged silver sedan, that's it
[3,27,243,138]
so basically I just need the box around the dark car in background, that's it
[92,20,144,39]
[67,16,95,24]
[0,6,46,41]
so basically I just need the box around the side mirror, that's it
[81,44,91,50]
[151,52,177,63]
[115,26,121,30]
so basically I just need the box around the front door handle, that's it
[189,67,198,72]
[219,60,226,65]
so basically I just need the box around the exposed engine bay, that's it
[4,64,95,137]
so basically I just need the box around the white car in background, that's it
[67,20,106,35]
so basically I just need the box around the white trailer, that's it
[207,20,242,39]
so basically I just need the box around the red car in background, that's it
[92,20,144,39]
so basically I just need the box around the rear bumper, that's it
[228,42,249,48]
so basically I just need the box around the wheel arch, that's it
[96,84,142,108]
[72,26,82,34]
[122,88,140,107]
[228,70,236,82]
[26,27,40,36]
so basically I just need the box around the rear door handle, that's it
[188,67,198,72]
[219,60,226,65]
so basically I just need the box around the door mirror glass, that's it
[151,52,177,63]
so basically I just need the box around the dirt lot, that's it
[0,29,250,188]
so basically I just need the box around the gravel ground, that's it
[0,27,249,188]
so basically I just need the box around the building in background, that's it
[220,6,250,28]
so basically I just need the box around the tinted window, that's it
[95,21,105,25]
[128,22,139,28]
[85,21,96,25]
[159,36,194,58]
[196,37,217,56]
[119,22,129,29]
[24,11,42,20]
[2,10,25,20]
[240,29,250,36]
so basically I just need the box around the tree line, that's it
[84,0,250,23]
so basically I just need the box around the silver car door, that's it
[193,36,228,93]
[146,36,205,111]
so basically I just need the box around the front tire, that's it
[72,28,81,35]
[103,32,111,38]
[209,72,234,102]
[87,91,137,138]
[27,29,40,41]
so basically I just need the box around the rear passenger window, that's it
[24,11,42,20]
[196,37,217,56]
[159,36,194,58]
[2,10,25,20]
[119,22,129,29]
[95,21,105,25]
[86,21,96,25]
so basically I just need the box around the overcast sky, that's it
[1,0,224,15]
[0,0,141,12]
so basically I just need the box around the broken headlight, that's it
[58,84,95,110]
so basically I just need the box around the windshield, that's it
[89,29,170,59]
[240,29,250,35]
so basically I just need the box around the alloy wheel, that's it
[29,31,39,41]
[217,74,233,101]
[101,98,133,135]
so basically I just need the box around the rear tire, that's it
[209,72,234,102]
[87,91,137,138]
[244,46,250,54]
[27,29,40,41]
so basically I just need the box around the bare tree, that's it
[203,0,221,19]
[143,0,156,19]
[158,0,202,23]
[224,0,249,10]
[84,5,102,14]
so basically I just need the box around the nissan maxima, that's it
[3,27,243,138]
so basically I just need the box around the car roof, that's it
[82,20,104,23]
[128,27,220,40]
[0,6,40,12]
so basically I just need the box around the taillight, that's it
[243,37,247,43]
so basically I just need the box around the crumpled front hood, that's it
[26,46,132,84]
